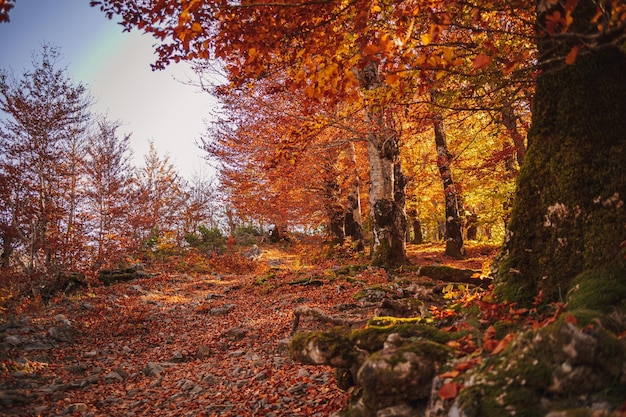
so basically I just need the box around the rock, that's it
[104,371,125,383]
[0,390,34,406]
[196,345,211,359]
[287,382,307,394]
[62,403,89,414]
[357,341,445,410]
[376,403,418,417]
[201,373,223,385]
[168,350,186,363]
[54,314,71,327]
[81,301,94,310]
[224,327,247,341]
[48,326,73,343]
[143,362,165,377]
[189,384,204,395]
[4,335,21,346]
[243,244,262,260]
[209,305,234,316]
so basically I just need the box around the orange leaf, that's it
[472,54,491,69]
[439,370,460,379]
[565,45,579,65]
[492,332,516,355]
[439,382,459,399]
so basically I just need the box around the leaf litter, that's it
[0,243,497,416]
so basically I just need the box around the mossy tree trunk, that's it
[360,61,407,268]
[432,109,465,259]
[495,1,626,304]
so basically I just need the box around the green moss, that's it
[459,315,626,417]
[290,328,359,368]
[566,268,626,312]
[353,284,392,301]
[254,270,276,285]
[495,47,626,307]
[566,308,624,334]
[351,319,465,352]
[418,265,479,281]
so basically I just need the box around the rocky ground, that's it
[0,243,496,417]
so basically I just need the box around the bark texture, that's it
[360,61,407,268]
[432,110,465,259]
[495,2,626,304]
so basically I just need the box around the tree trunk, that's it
[432,109,465,259]
[407,208,424,244]
[324,174,346,245]
[344,142,364,251]
[495,1,626,305]
[501,100,526,169]
[359,61,407,268]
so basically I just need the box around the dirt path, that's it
[1,270,385,416]
[1,243,497,416]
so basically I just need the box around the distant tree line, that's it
[0,45,220,274]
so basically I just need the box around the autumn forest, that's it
[1,0,625,416]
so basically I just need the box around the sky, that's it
[0,0,218,180]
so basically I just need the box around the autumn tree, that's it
[178,169,221,235]
[83,117,134,268]
[495,0,626,305]
[0,44,91,272]
[130,142,185,255]
[91,0,409,266]
[203,76,367,245]
[0,0,13,23]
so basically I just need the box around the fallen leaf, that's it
[439,382,459,399]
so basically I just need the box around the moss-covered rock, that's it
[351,318,465,353]
[456,317,626,417]
[357,339,451,411]
[290,328,361,368]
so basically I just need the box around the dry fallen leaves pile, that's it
[0,243,496,417]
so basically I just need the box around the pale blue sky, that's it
[0,0,217,180]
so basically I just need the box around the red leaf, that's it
[564,313,578,325]
[439,382,459,399]
[565,45,579,65]
[472,54,491,69]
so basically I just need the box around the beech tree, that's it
[204,77,367,244]
[495,0,626,304]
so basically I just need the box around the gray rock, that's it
[143,362,165,377]
[104,371,125,383]
[48,326,73,343]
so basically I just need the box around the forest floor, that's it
[0,241,498,417]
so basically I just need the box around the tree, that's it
[431,102,466,258]
[203,77,366,245]
[495,0,626,305]
[92,0,409,267]
[130,142,184,252]
[0,44,91,272]
[83,117,134,268]
[92,0,626,306]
